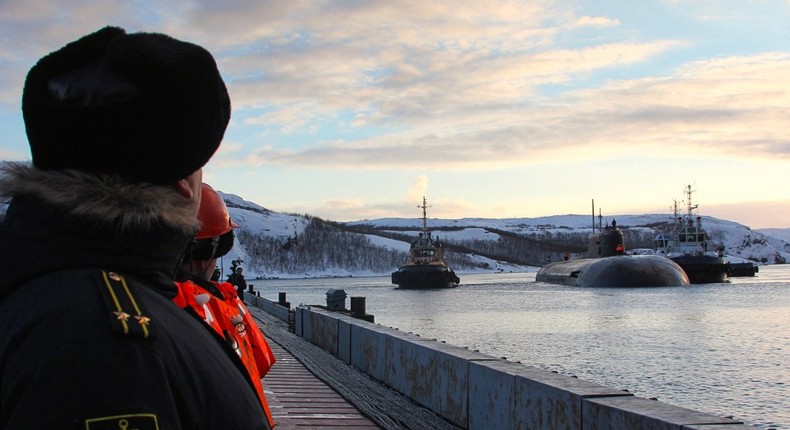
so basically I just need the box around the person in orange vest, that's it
[174,183,276,428]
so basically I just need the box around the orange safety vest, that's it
[174,280,276,428]
[213,281,276,376]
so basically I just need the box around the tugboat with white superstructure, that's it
[391,197,460,289]
[654,185,729,284]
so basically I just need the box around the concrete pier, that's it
[247,294,755,429]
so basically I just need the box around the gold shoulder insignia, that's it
[98,271,154,339]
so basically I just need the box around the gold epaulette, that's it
[97,270,154,339]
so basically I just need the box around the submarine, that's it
[536,216,690,288]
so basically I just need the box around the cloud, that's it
[2,2,788,174]
[231,50,789,171]
[302,198,407,222]
[278,174,480,221]
[0,1,661,113]
[291,189,477,222]
[574,16,621,27]
[243,102,324,134]
[406,175,428,203]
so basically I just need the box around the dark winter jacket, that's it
[0,163,270,429]
[227,272,247,301]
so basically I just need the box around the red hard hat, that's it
[196,183,239,239]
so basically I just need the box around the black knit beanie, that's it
[22,26,230,184]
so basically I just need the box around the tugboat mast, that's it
[419,196,429,233]
[684,184,698,219]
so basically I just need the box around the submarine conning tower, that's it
[587,220,625,258]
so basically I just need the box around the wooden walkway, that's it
[252,306,460,430]
[263,340,381,429]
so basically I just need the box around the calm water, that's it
[254,265,790,429]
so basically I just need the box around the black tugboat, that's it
[391,197,460,289]
[654,185,730,284]
[536,202,690,288]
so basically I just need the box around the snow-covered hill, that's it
[371,215,789,262]
[217,192,790,279]
[756,228,790,245]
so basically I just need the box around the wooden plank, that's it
[263,337,381,429]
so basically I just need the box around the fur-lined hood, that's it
[0,162,199,235]
[0,162,199,298]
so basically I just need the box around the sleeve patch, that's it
[84,413,159,429]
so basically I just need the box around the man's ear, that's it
[172,178,195,199]
[171,169,203,200]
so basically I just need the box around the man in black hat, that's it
[0,27,271,429]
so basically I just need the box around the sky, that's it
[1,1,788,228]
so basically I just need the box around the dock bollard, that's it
[326,289,347,311]
[350,297,366,316]
[349,296,374,322]
[278,292,290,308]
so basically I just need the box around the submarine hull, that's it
[536,255,690,288]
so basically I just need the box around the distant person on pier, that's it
[175,183,276,428]
[228,266,248,302]
[0,27,272,429]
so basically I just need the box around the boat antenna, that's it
[591,199,595,233]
